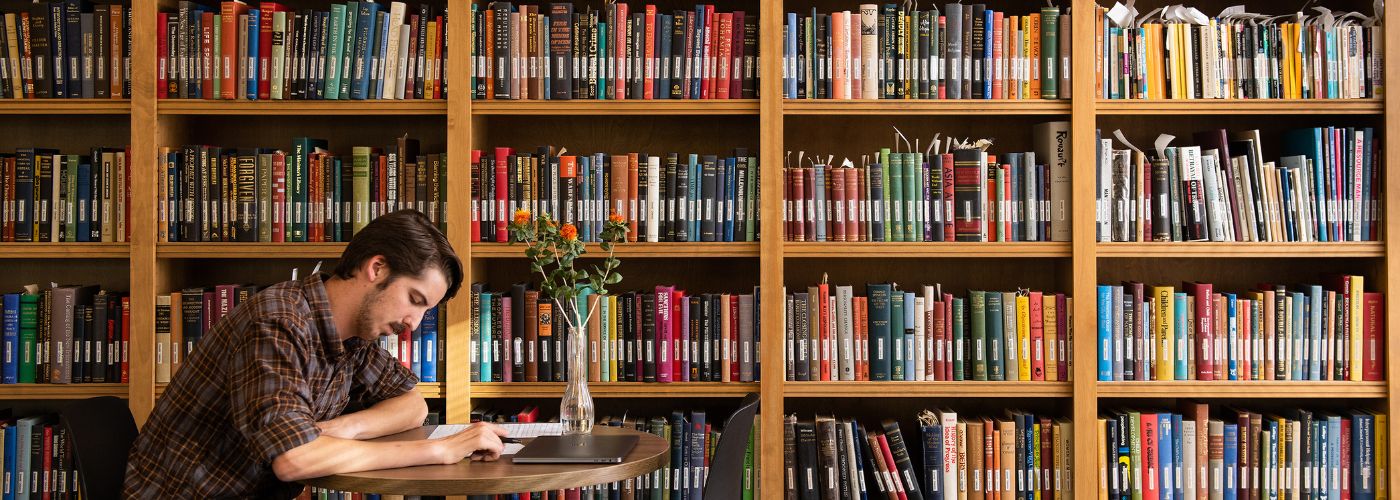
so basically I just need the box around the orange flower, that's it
[513,209,531,225]
[560,223,579,241]
[608,214,625,224]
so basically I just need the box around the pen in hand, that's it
[503,437,523,444]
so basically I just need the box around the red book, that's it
[157,13,169,98]
[1341,417,1353,500]
[42,424,52,500]
[219,1,248,99]
[655,286,673,383]
[875,433,908,500]
[854,297,868,381]
[110,5,124,98]
[713,12,731,99]
[791,168,805,242]
[1141,414,1160,500]
[702,5,715,99]
[831,166,847,242]
[397,323,412,369]
[818,283,830,380]
[612,3,628,100]
[494,148,511,238]
[643,5,656,99]
[729,294,740,381]
[470,150,482,242]
[200,12,215,99]
[257,3,283,99]
[121,295,131,382]
[1363,292,1385,380]
[1055,293,1068,381]
[932,299,945,381]
[943,293,954,381]
[271,152,286,242]
[1029,291,1044,380]
[432,16,445,99]
[730,11,745,98]
[941,153,955,241]
[844,167,860,242]
[675,290,688,382]
[1185,282,1215,380]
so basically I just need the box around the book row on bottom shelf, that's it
[158,0,448,101]
[472,147,760,244]
[1091,3,1381,100]
[785,409,1073,500]
[0,411,84,500]
[1099,402,1386,500]
[160,137,446,243]
[471,284,761,383]
[470,2,758,101]
[784,122,1071,243]
[787,283,1072,382]
[1096,125,1382,243]
[155,284,443,384]
[1096,275,1384,382]
[0,146,134,243]
[783,4,1070,101]
[0,3,134,100]
[1,285,130,385]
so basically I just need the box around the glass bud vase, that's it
[560,325,594,434]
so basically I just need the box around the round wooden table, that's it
[301,426,670,496]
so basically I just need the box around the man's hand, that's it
[430,423,510,464]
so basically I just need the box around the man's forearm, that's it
[271,434,441,482]
[322,389,428,440]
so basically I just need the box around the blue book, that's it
[656,14,671,99]
[784,13,797,98]
[75,160,91,242]
[670,412,687,500]
[1225,293,1238,380]
[1223,423,1239,500]
[1308,285,1324,379]
[889,290,904,380]
[478,292,492,382]
[350,1,381,99]
[15,416,39,500]
[903,291,916,381]
[1171,413,1185,500]
[688,5,705,99]
[419,306,438,382]
[688,410,706,500]
[3,423,14,500]
[724,157,736,242]
[2,294,16,383]
[920,421,941,498]
[373,10,390,98]
[688,155,700,240]
[1291,291,1306,380]
[1327,415,1342,500]
[246,9,260,99]
[409,323,422,380]
[1174,293,1189,380]
[1354,413,1376,500]
[1159,413,1174,500]
[982,8,993,98]
[594,154,606,238]
[1097,285,1113,381]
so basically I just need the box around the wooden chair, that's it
[59,396,138,500]
[701,392,760,500]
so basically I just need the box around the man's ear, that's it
[362,255,389,284]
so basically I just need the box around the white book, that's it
[646,156,660,242]
[395,25,411,99]
[1183,417,1198,498]
[1200,150,1227,242]
[381,2,406,98]
[836,285,855,381]
[1002,291,1019,381]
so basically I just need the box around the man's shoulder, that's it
[238,279,315,329]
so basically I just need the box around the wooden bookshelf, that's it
[0,99,131,115]
[0,243,131,258]
[471,242,761,258]
[470,382,760,399]
[152,382,445,399]
[157,99,448,115]
[1095,99,1386,115]
[5,0,1390,498]
[1095,381,1389,399]
[471,99,760,115]
[1096,241,1387,258]
[0,384,130,399]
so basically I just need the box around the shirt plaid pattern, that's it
[124,273,418,499]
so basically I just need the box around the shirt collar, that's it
[303,273,364,360]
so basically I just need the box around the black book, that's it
[35,153,53,242]
[674,155,689,241]
[492,2,512,99]
[510,283,527,382]
[235,149,258,242]
[688,296,701,382]
[815,416,839,499]
[794,13,806,99]
[970,4,985,99]
[91,290,107,383]
[64,0,82,99]
[180,287,203,354]
[548,3,573,99]
[795,420,819,500]
[663,153,678,241]
[881,419,924,500]
[741,14,757,98]
[814,13,827,99]
[699,155,717,241]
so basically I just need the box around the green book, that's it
[970,290,987,380]
[903,152,918,241]
[951,296,965,381]
[890,288,904,381]
[993,162,1005,241]
[256,153,272,242]
[291,137,328,241]
[270,11,286,99]
[1129,412,1143,500]
[746,156,758,242]
[1040,7,1060,99]
[889,152,904,242]
[351,146,372,234]
[341,2,359,99]
[986,291,1004,380]
[325,4,348,100]
[879,148,892,241]
[741,419,755,500]
[63,155,76,242]
[866,283,892,381]
[212,15,221,98]
[911,152,924,241]
[18,293,37,383]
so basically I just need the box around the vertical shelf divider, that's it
[1071,0,1100,495]
[129,0,160,425]
[447,0,475,424]
[758,0,786,496]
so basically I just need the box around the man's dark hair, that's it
[334,210,463,302]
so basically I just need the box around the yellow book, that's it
[608,294,619,381]
[1029,13,1041,99]
[1022,16,1033,99]
[1155,286,1175,381]
[1378,412,1389,500]
[1043,294,1058,382]
[1017,294,1031,380]
[1350,275,1364,381]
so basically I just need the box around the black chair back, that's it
[59,396,138,500]
[702,392,760,500]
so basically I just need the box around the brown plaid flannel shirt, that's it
[124,273,418,499]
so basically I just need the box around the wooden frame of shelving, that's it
[2,0,1394,497]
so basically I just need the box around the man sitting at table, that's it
[125,210,508,498]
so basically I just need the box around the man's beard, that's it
[354,285,389,339]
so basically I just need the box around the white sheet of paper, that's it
[427,423,563,455]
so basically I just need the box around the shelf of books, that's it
[1096,242,1388,258]
[470,100,762,116]
[1095,381,1389,399]
[1096,99,1387,115]
[783,99,1074,115]
[470,382,760,399]
[784,242,1073,258]
[783,381,1074,398]
[471,242,761,258]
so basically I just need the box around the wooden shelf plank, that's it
[1096,381,1388,398]
[471,100,760,115]
[783,99,1071,115]
[0,99,131,114]
[158,99,447,115]
[469,382,760,398]
[784,242,1071,258]
[157,242,348,259]
[154,382,443,398]
[783,381,1073,398]
[1096,99,1384,115]
[472,242,760,258]
[0,384,128,399]
[1096,242,1385,258]
[0,243,130,258]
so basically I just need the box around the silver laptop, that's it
[510,434,639,464]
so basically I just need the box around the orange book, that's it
[627,153,640,241]
[1029,290,1044,380]
[817,283,830,381]
[219,0,248,99]
[587,294,601,382]
[855,297,868,381]
[830,11,847,99]
[1028,13,1041,99]
[644,5,657,99]
[609,154,629,230]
